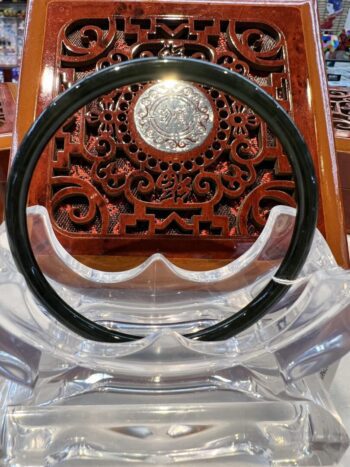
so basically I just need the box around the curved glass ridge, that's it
[0,205,349,466]
[0,205,347,379]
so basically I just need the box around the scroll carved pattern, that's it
[329,87,350,138]
[51,16,295,237]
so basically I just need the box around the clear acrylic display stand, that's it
[0,205,350,465]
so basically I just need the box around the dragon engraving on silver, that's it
[134,80,214,153]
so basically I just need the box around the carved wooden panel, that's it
[16,0,348,267]
[330,86,350,234]
[330,86,350,140]
[0,83,16,138]
[48,16,294,245]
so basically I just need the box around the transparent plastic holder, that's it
[0,205,349,465]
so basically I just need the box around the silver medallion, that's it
[134,80,214,153]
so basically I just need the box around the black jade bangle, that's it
[5,57,318,343]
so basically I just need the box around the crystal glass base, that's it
[3,376,348,466]
[1,206,350,465]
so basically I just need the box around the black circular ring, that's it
[5,57,318,343]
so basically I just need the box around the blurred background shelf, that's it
[0,10,24,83]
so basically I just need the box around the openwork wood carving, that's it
[0,83,16,136]
[44,15,295,244]
[330,86,350,139]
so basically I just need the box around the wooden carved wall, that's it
[330,86,350,139]
[49,17,293,243]
[330,86,350,234]
[0,84,16,137]
[19,1,347,266]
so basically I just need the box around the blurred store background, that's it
[0,0,25,83]
[320,1,350,85]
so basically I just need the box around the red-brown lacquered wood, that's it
[334,150,350,233]
[0,83,17,222]
[341,187,350,233]
[329,87,350,233]
[330,87,350,142]
[12,0,349,270]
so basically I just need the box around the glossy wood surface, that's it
[0,83,17,222]
[330,86,350,233]
[12,0,349,269]
[337,152,350,233]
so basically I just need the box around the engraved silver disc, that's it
[134,80,214,153]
